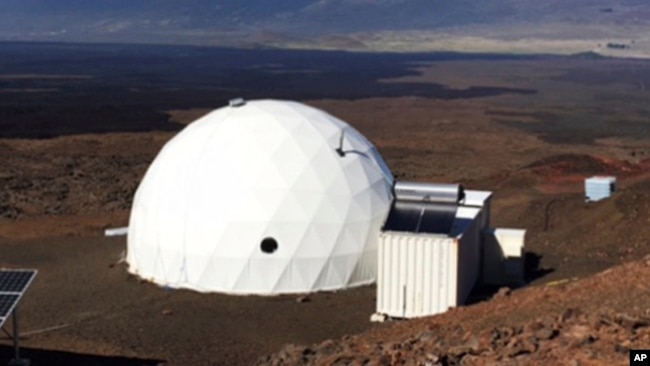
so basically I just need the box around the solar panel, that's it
[0,269,37,328]
[0,270,36,293]
[0,294,20,320]
[383,201,458,234]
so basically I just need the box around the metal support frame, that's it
[5,307,29,366]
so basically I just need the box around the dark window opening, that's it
[260,237,278,254]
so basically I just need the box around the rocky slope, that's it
[258,255,650,365]
[254,153,650,366]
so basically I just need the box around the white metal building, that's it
[127,99,394,295]
[374,182,525,320]
[585,176,616,202]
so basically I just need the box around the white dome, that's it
[127,100,394,294]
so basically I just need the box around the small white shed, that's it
[585,176,616,202]
[377,207,484,318]
[374,182,526,321]
[375,183,492,319]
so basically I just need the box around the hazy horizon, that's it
[1,1,649,56]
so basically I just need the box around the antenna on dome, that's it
[229,97,246,107]
[335,129,346,157]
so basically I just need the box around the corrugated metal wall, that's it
[455,211,481,305]
[375,187,492,319]
[377,232,458,318]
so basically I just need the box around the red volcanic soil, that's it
[489,154,650,194]
[260,256,650,365]
[256,160,650,365]
[1,97,650,365]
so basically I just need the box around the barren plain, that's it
[1,43,650,365]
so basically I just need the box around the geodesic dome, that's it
[127,99,394,294]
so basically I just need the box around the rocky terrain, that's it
[2,97,650,365]
[2,44,650,365]
[259,258,650,366]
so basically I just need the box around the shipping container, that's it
[376,206,482,319]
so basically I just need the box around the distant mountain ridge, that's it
[1,1,649,54]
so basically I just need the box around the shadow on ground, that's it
[524,251,554,282]
[0,345,164,366]
[466,251,554,305]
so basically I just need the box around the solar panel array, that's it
[0,269,37,328]
[384,201,458,234]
